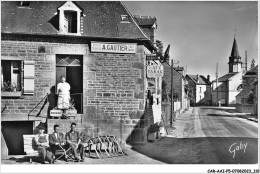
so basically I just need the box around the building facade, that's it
[212,37,245,106]
[162,62,188,109]
[186,74,211,106]
[1,1,158,156]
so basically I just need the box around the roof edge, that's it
[1,32,151,43]
[120,1,150,41]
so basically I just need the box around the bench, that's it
[23,134,68,162]
[23,135,39,162]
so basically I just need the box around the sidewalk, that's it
[1,146,164,164]
[216,106,258,123]
[237,114,258,123]
[165,107,195,138]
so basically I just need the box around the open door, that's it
[56,55,83,113]
[66,66,83,113]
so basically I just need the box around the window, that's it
[200,87,202,93]
[1,60,22,92]
[64,11,78,33]
[17,1,30,7]
[1,59,35,96]
[121,15,130,22]
[58,1,82,35]
[237,84,243,91]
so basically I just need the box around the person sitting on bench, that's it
[49,124,67,161]
[65,122,85,162]
[34,126,54,164]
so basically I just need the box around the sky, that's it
[124,1,258,80]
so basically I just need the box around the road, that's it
[131,106,258,164]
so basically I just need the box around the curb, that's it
[238,115,258,123]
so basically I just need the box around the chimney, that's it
[207,75,210,82]
[196,74,199,83]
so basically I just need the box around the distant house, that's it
[185,74,211,106]
[212,36,245,106]
[134,15,157,44]
[162,64,188,110]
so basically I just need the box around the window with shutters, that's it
[1,59,35,97]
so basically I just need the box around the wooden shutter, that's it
[23,61,35,95]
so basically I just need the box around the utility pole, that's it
[170,59,173,127]
[245,50,248,71]
[216,63,218,106]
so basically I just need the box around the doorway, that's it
[2,121,33,155]
[56,55,83,113]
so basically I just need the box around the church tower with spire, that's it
[228,36,242,73]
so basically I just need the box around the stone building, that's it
[134,15,164,124]
[1,1,158,156]
[211,36,245,106]
[162,56,189,107]
[185,74,211,106]
[134,15,157,44]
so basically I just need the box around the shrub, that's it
[149,122,162,133]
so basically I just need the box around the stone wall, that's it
[236,103,254,114]
[162,63,183,105]
[1,35,150,144]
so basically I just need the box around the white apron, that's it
[57,82,71,109]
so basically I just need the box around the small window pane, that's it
[121,15,129,22]
[18,1,30,7]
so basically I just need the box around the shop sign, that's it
[50,109,62,117]
[146,54,160,60]
[147,63,164,78]
[91,42,137,53]
[147,77,156,90]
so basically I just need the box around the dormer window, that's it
[64,11,78,33]
[121,15,130,23]
[58,1,82,35]
[17,1,30,7]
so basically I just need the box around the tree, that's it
[161,80,169,102]
[247,91,254,104]
[251,59,255,69]
[156,40,164,55]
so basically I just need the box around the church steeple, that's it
[230,37,241,59]
[228,36,242,73]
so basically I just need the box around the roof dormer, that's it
[58,1,82,35]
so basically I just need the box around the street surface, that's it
[132,106,258,164]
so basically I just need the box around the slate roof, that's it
[1,1,149,40]
[230,37,241,61]
[162,62,186,79]
[245,65,258,76]
[212,73,238,82]
[186,74,211,85]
